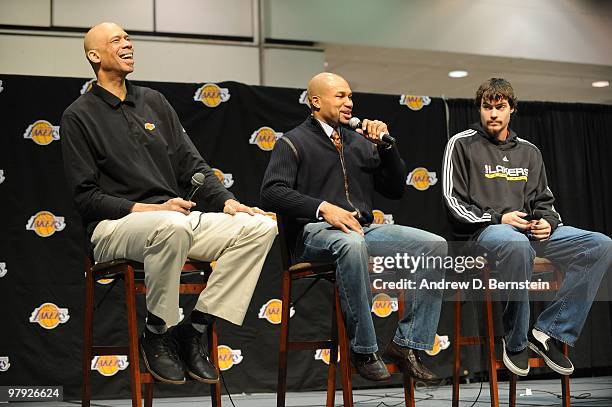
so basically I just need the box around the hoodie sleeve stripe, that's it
[443,130,492,223]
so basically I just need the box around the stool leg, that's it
[209,321,222,407]
[124,266,143,407]
[561,343,571,406]
[483,281,499,407]
[326,286,338,407]
[82,260,94,407]
[509,373,517,407]
[335,287,353,407]
[403,374,415,407]
[276,271,291,407]
[452,292,462,407]
[144,383,153,407]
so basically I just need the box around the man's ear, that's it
[87,50,100,64]
[310,95,320,110]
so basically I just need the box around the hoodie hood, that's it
[469,122,518,151]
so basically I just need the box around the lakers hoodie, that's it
[442,122,562,240]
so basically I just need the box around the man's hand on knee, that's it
[319,202,363,236]
[131,198,195,215]
[223,199,266,216]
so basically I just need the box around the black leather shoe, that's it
[349,350,390,381]
[139,330,186,384]
[172,324,219,383]
[383,341,439,383]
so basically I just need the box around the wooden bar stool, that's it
[452,257,571,407]
[275,215,415,407]
[82,257,222,407]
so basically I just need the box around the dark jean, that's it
[476,224,612,351]
[297,222,446,353]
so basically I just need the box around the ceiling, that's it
[324,44,612,104]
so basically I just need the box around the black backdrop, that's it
[0,74,610,400]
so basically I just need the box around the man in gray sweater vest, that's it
[261,73,446,382]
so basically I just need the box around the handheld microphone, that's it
[348,117,396,145]
[185,172,205,201]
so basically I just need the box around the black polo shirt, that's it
[60,81,234,235]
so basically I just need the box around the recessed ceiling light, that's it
[592,80,610,88]
[449,70,468,78]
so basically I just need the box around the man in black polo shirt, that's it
[60,22,277,384]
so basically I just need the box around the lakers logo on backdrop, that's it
[29,303,70,329]
[314,348,340,365]
[80,79,95,94]
[23,120,60,145]
[258,299,295,324]
[407,167,438,191]
[0,356,10,372]
[0,169,5,184]
[249,127,283,151]
[298,90,310,106]
[26,211,66,237]
[0,262,7,278]
[193,83,230,107]
[425,334,450,356]
[399,95,431,111]
[97,278,114,285]
[217,345,243,371]
[372,209,394,225]
[212,168,234,188]
[91,355,129,376]
[371,293,398,318]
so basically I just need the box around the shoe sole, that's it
[140,344,186,385]
[528,341,574,376]
[502,339,529,377]
[187,369,220,384]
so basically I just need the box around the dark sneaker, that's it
[172,324,219,383]
[502,339,530,376]
[528,328,574,375]
[140,331,186,384]
[349,350,391,381]
[383,341,440,383]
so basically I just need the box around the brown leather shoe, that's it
[349,350,391,381]
[383,341,440,383]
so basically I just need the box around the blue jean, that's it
[476,224,612,351]
[297,222,447,353]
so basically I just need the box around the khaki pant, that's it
[91,211,277,327]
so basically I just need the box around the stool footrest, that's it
[288,340,334,351]
[134,283,207,295]
[92,346,129,355]
[458,336,486,345]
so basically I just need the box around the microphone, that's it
[185,172,205,201]
[348,117,396,145]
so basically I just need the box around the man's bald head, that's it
[307,72,353,127]
[307,73,349,107]
[83,22,134,77]
[84,22,118,53]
